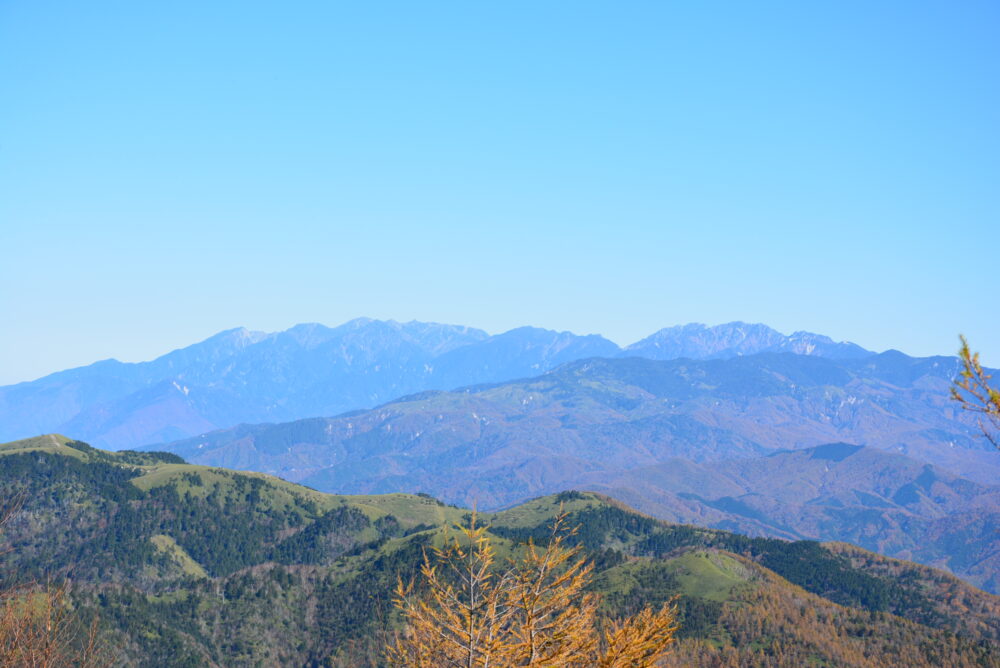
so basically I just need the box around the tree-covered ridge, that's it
[157,351,998,500]
[142,351,1000,601]
[492,499,1000,643]
[1,437,998,666]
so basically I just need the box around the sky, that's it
[1,1,998,385]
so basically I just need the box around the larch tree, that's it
[386,510,678,668]
[952,335,1000,449]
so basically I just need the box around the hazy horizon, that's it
[3,1,997,384]
[0,315,954,386]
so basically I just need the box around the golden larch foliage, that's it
[952,335,1000,448]
[386,510,677,667]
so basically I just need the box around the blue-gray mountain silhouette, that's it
[0,319,869,448]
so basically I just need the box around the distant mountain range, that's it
[7,318,996,592]
[156,352,991,489]
[626,322,873,360]
[0,319,873,448]
[149,351,1000,593]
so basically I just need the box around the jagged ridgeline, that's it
[1,436,998,667]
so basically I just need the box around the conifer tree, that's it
[387,510,678,667]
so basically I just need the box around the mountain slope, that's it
[150,352,1000,592]
[585,443,1000,593]
[2,320,612,449]
[626,322,872,360]
[1,320,626,449]
[1,437,997,667]
[156,352,996,496]
[429,326,621,389]
[0,320,872,449]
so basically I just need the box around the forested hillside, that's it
[2,436,998,667]
[150,352,1000,593]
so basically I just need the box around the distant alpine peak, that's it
[1,317,879,449]
[625,321,871,360]
[205,326,269,346]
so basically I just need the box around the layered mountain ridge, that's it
[9,319,996,594]
[626,322,873,360]
[149,352,1000,593]
[0,319,870,448]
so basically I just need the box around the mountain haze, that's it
[157,352,992,492]
[627,322,872,360]
[587,442,1000,593]
[0,319,871,449]
[150,352,1000,592]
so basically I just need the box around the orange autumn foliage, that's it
[387,511,677,668]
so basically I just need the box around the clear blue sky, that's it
[2,1,998,385]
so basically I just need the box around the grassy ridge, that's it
[1,436,998,667]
